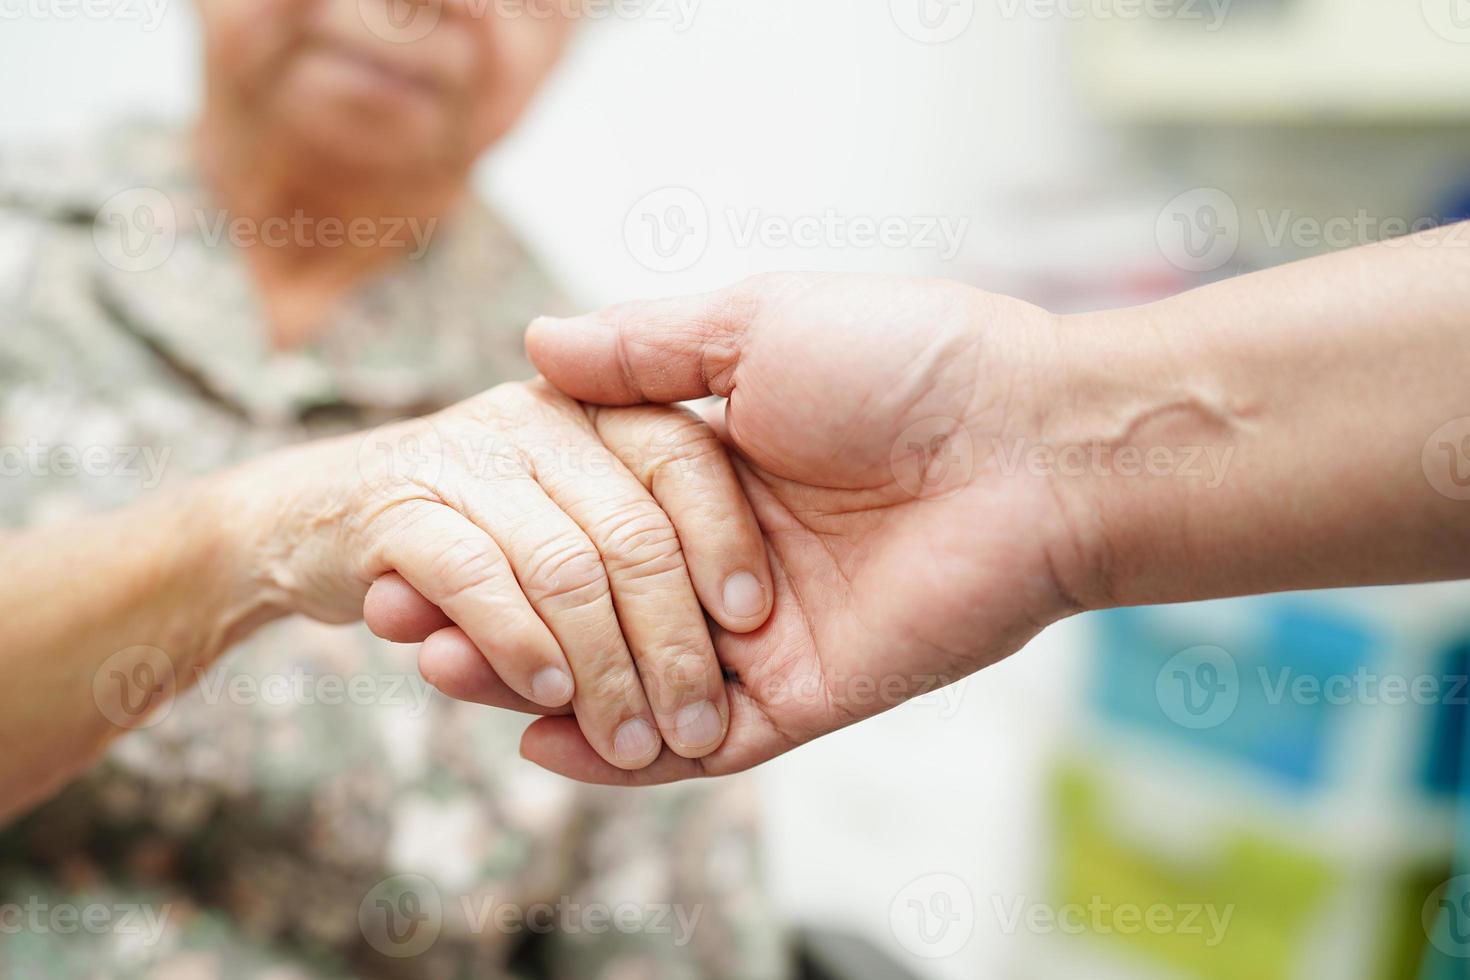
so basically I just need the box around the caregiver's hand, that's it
[389,272,1094,781]
[234,379,773,769]
[513,273,1083,781]
[401,221,1470,784]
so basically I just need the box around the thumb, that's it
[525,283,755,405]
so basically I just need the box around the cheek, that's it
[461,17,570,143]
[200,0,310,87]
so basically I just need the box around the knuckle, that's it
[651,418,727,481]
[474,379,576,421]
[578,661,646,710]
[430,539,506,604]
[472,381,533,416]
[521,534,610,608]
[594,504,684,578]
[639,646,713,707]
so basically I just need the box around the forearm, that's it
[1053,222,1470,608]
[0,474,286,821]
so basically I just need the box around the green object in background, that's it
[1053,764,1337,980]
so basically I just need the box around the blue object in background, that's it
[1439,181,1470,225]
[1421,640,1470,799]
[1092,600,1378,789]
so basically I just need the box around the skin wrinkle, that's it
[518,538,608,608]
[649,427,727,484]
[705,277,767,396]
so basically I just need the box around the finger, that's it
[524,282,757,405]
[419,626,571,716]
[458,473,665,770]
[527,415,732,760]
[591,404,772,633]
[378,502,574,710]
[364,572,453,643]
[522,716,702,786]
[518,668,790,785]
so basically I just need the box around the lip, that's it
[303,33,447,99]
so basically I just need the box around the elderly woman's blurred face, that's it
[196,0,574,176]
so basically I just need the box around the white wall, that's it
[0,5,1096,977]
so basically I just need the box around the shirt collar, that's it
[13,122,549,424]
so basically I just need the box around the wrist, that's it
[147,472,293,668]
[1038,300,1243,611]
[213,436,367,627]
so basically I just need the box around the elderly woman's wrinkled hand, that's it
[222,379,772,770]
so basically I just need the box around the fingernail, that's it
[531,668,574,706]
[613,718,659,765]
[674,700,723,750]
[722,571,766,620]
[530,314,589,335]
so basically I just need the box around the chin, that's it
[271,57,465,181]
[286,107,450,181]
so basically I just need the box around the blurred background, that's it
[4,1,1470,978]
